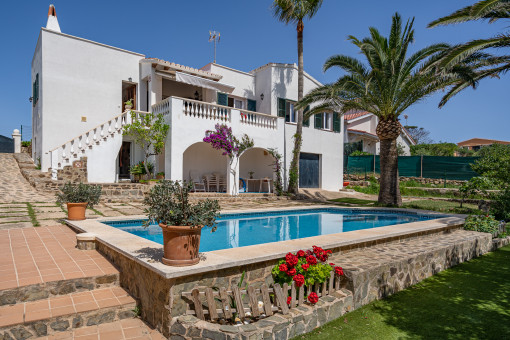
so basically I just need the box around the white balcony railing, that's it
[152,96,278,130]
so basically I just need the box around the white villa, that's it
[31,5,344,194]
[344,111,415,156]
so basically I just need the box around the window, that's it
[314,112,341,132]
[32,73,39,107]
[277,97,300,123]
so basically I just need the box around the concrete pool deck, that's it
[65,205,465,280]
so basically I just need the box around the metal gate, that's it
[299,153,320,188]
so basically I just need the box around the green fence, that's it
[345,156,479,180]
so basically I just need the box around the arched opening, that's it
[183,142,227,192]
[239,148,276,193]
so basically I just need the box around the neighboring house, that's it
[343,111,415,156]
[0,135,14,153]
[457,138,510,151]
[32,5,344,192]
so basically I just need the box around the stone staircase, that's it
[0,226,164,339]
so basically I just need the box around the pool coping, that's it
[65,205,466,280]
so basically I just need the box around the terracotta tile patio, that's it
[0,225,118,290]
[32,318,166,340]
[0,287,135,327]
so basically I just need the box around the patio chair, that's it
[259,177,272,193]
[203,174,219,192]
[189,170,206,192]
[213,172,226,192]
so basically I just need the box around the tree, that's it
[429,0,510,106]
[123,112,169,178]
[298,13,477,206]
[404,126,433,144]
[272,0,323,194]
[203,124,253,195]
[410,143,459,156]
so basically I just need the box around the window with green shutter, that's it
[217,92,228,106]
[277,98,286,118]
[303,105,310,127]
[314,113,323,130]
[247,99,256,112]
[32,74,39,107]
[333,112,341,132]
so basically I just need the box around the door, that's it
[118,142,131,179]
[299,153,320,188]
[122,81,137,112]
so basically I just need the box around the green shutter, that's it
[314,113,323,130]
[333,112,341,132]
[33,74,39,107]
[217,92,228,106]
[247,99,256,112]
[277,98,286,118]
[303,105,310,127]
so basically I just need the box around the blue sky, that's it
[0,0,508,143]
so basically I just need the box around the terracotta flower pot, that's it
[156,174,165,180]
[343,181,350,187]
[67,202,88,220]
[159,224,202,266]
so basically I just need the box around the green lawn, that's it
[295,245,510,340]
[402,199,479,214]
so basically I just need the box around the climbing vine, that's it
[267,148,283,196]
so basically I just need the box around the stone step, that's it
[0,286,137,339]
[31,318,166,340]
[0,273,120,307]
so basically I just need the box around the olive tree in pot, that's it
[56,182,102,221]
[143,180,220,266]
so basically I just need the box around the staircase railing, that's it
[49,110,149,179]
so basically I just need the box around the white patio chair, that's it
[204,174,219,192]
[189,170,206,192]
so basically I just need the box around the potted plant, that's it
[143,180,220,266]
[129,163,143,182]
[156,172,165,180]
[56,182,102,221]
[249,171,254,179]
[124,99,133,111]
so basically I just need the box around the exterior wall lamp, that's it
[260,93,264,100]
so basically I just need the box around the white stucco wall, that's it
[31,33,43,163]
[37,28,144,171]
[204,64,256,103]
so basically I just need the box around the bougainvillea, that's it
[203,124,253,195]
[271,246,345,305]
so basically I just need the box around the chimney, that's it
[46,4,61,32]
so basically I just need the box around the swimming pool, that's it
[103,208,444,252]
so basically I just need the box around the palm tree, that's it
[429,0,510,106]
[297,13,478,206]
[272,0,323,194]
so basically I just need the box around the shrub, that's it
[56,182,102,208]
[21,140,31,147]
[491,189,510,221]
[143,180,220,229]
[464,214,500,235]
[350,150,372,156]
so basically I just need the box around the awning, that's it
[156,71,235,93]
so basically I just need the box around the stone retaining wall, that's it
[169,289,353,340]
[88,220,503,339]
[344,174,467,186]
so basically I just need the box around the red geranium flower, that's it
[306,250,313,257]
[296,250,306,258]
[287,296,292,305]
[313,246,324,256]
[335,266,344,276]
[287,268,297,276]
[293,274,305,287]
[308,292,319,304]
[326,250,332,254]
[301,263,310,271]
[319,253,328,262]
[329,263,335,266]
[285,253,299,267]
[279,263,288,272]
[306,255,317,265]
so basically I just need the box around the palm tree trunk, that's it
[378,138,402,206]
[288,19,304,194]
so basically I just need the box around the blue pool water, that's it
[104,208,443,252]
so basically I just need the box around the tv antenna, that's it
[209,30,220,63]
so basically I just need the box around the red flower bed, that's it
[271,246,345,305]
